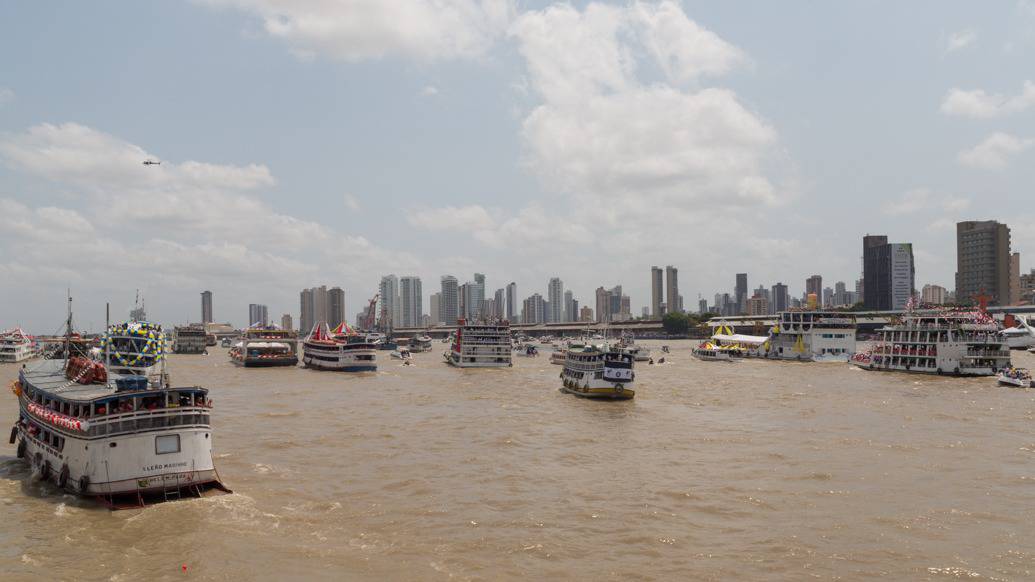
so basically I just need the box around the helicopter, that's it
[142,159,161,166]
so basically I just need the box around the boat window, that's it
[155,434,181,455]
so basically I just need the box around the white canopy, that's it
[712,333,768,346]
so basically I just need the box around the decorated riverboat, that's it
[851,308,1010,376]
[173,325,208,354]
[8,308,228,508]
[230,327,298,367]
[444,320,512,368]
[0,327,40,363]
[302,322,377,372]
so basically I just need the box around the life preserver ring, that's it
[16,439,26,459]
[79,475,90,493]
[58,464,70,488]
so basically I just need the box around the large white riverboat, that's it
[560,344,635,399]
[230,327,298,367]
[173,325,208,354]
[8,316,228,508]
[444,320,512,368]
[302,323,377,372]
[762,311,857,361]
[1,327,40,363]
[852,309,1010,376]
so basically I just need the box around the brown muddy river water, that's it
[2,341,1034,580]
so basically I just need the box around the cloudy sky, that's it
[2,1,1034,331]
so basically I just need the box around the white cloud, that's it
[512,1,780,221]
[882,188,931,214]
[419,85,439,97]
[882,189,972,215]
[940,80,1035,118]
[0,122,418,327]
[944,29,977,53]
[957,132,1034,169]
[0,88,13,106]
[406,205,497,232]
[343,193,361,211]
[195,0,515,62]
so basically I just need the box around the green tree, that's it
[662,312,690,335]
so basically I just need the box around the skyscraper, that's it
[280,313,293,331]
[493,288,505,320]
[771,282,789,313]
[201,290,213,324]
[300,288,314,334]
[328,287,345,328]
[522,293,545,324]
[805,275,823,302]
[505,282,517,321]
[547,277,564,323]
[698,298,708,314]
[399,276,422,328]
[248,303,268,327]
[650,266,663,317]
[563,290,574,323]
[1010,252,1021,305]
[379,275,400,327]
[956,221,1012,305]
[595,287,610,323]
[469,273,486,320]
[665,266,678,315]
[429,292,441,325]
[735,273,748,314]
[440,276,459,324]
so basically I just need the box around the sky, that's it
[2,0,1034,332]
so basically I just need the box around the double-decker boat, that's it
[560,344,635,399]
[851,309,1010,376]
[230,327,298,367]
[444,320,512,368]
[1,327,40,363]
[173,325,208,354]
[302,323,377,372]
[8,310,228,508]
[761,311,857,361]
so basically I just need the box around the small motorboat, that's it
[524,345,538,357]
[691,344,733,362]
[997,367,1033,388]
[390,347,412,360]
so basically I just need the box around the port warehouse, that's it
[393,306,1035,339]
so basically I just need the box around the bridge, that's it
[393,320,667,339]
[705,306,1035,334]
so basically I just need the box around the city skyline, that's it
[2,2,1035,331]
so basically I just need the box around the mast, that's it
[64,289,73,361]
[105,302,110,369]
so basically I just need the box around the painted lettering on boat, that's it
[142,461,188,472]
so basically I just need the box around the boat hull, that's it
[14,422,226,504]
[852,361,999,377]
[234,357,298,367]
[559,383,634,400]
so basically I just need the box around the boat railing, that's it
[87,406,211,437]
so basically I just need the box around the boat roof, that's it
[712,333,769,346]
[19,359,205,403]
